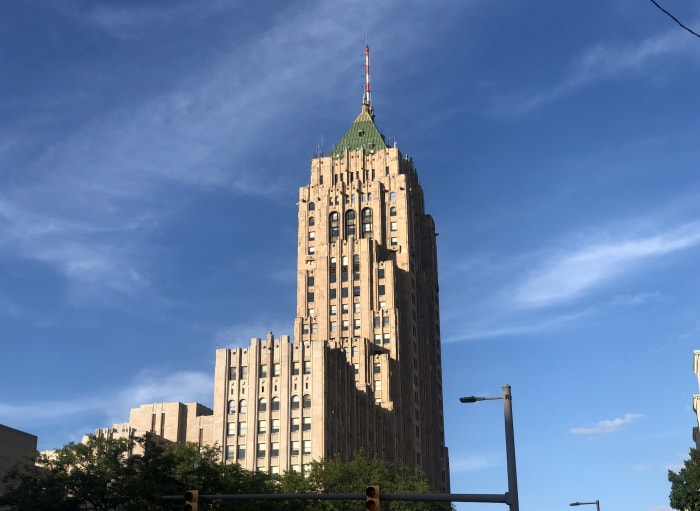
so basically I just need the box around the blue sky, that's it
[1,1,699,510]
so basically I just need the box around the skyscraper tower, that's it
[212,46,449,491]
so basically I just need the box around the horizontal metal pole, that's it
[164,492,508,503]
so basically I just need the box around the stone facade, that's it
[211,102,449,491]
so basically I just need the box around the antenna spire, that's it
[362,44,373,116]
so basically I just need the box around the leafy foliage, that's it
[1,437,450,511]
[669,448,700,511]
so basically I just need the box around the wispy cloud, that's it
[448,454,499,472]
[443,310,589,342]
[570,413,643,435]
[0,369,212,426]
[213,318,294,349]
[490,24,695,117]
[514,220,700,308]
[609,292,662,307]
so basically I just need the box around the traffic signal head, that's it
[365,485,380,511]
[184,489,198,511]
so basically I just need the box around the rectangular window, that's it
[307,292,314,302]
[354,319,360,330]
[308,246,315,255]
[353,363,359,375]
[271,442,280,457]
[258,420,266,434]
[229,367,237,380]
[374,380,382,392]
[383,316,390,327]
[353,286,360,296]
[291,441,300,456]
[390,237,398,246]
[353,302,361,313]
[390,222,397,231]
[226,445,235,460]
[303,361,311,375]
[240,366,248,379]
[308,307,315,317]
[342,271,348,282]
[342,303,349,314]
[307,275,314,286]
[341,287,348,298]
[293,362,300,375]
[311,323,318,333]
[273,363,281,377]
[330,288,336,299]
[330,321,337,332]
[379,301,386,310]
[238,422,247,436]
[291,418,300,433]
[308,231,315,240]
[330,304,337,315]
[259,365,267,378]
[374,316,380,328]
[374,334,381,345]
[303,440,311,454]
[378,285,385,296]
[237,445,246,460]
[383,333,390,344]
[302,417,311,431]
[378,269,385,279]
[342,320,349,331]
[352,346,359,357]
[374,362,381,374]
[227,422,236,436]
[257,443,266,458]
[271,419,280,433]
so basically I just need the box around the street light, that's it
[459,384,519,511]
[570,501,600,511]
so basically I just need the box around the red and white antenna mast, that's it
[363,44,373,114]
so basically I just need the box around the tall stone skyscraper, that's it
[211,47,449,491]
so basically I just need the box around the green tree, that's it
[669,448,700,511]
[279,451,452,511]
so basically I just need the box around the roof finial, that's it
[362,44,373,117]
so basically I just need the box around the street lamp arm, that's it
[459,396,502,403]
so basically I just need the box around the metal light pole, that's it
[459,384,520,511]
[570,500,600,511]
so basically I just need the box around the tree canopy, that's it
[0,435,451,511]
[669,448,700,511]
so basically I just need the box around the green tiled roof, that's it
[331,105,388,158]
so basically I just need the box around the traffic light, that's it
[184,489,198,511]
[365,485,380,511]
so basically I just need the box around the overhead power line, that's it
[649,0,700,39]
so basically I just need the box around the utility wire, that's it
[649,0,700,39]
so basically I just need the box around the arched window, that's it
[308,202,315,211]
[258,398,267,412]
[271,397,280,411]
[302,394,312,409]
[390,206,396,217]
[329,212,340,243]
[309,216,315,226]
[239,399,247,414]
[389,191,396,201]
[228,400,236,414]
[291,395,300,410]
[345,210,356,237]
[361,208,372,238]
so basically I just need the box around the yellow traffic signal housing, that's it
[365,485,380,511]
[184,489,198,511]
